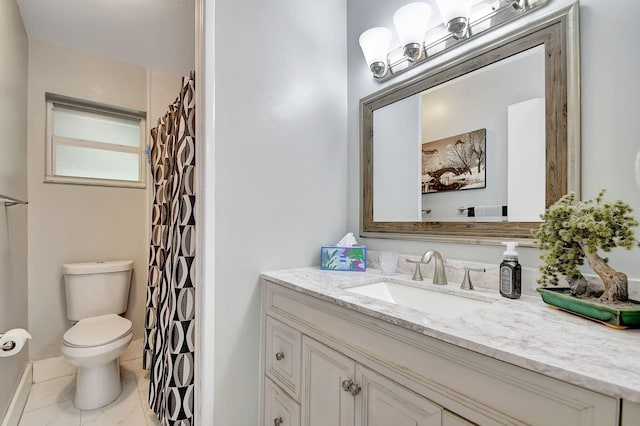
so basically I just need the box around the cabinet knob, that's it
[275,351,285,361]
[274,417,283,426]
[341,379,362,396]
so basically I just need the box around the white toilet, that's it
[61,260,135,410]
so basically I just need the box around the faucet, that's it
[407,250,448,285]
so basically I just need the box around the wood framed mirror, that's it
[360,4,580,245]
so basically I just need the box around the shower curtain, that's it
[143,71,196,426]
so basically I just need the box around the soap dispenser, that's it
[500,242,521,299]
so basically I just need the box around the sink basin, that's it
[346,281,495,318]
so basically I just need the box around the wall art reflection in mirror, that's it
[421,128,486,194]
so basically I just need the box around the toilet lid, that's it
[64,314,132,347]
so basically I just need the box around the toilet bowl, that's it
[62,314,134,410]
[60,260,135,410]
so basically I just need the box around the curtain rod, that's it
[0,193,28,207]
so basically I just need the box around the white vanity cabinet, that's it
[261,279,619,426]
[302,336,441,426]
[263,314,441,426]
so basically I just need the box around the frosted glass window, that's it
[45,94,146,188]
[55,145,140,181]
[53,106,141,148]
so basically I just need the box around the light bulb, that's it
[359,27,392,78]
[393,2,431,61]
[435,0,473,38]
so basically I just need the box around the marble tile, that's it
[126,358,161,426]
[23,374,75,412]
[32,356,75,383]
[119,360,135,382]
[120,338,144,362]
[137,378,150,403]
[79,374,146,426]
[129,357,149,383]
[21,356,162,426]
[142,400,161,426]
[18,399,81,426]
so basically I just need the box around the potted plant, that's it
[533,190,640,327]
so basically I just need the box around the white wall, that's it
[27,39,180,359]
[578,0,640,277]
[211,0,348,423]
[347,0,640,280]
[0,0,29,418]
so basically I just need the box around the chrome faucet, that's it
[407,250,448,285]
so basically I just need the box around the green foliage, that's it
[533,190,639,286]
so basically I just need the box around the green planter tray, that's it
[537,287,640,329]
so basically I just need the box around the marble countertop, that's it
[261,267,640,402]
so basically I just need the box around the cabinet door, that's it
[356,365,442,426]
[265,378,301,426]
[302,336,355,426]
[622,400,640,426]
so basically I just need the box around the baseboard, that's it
[32,337,144,383]
[1,363,32,426]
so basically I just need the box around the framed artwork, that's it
[421,128,486,194]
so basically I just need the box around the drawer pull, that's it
[274,417,283,426]
[341,379,362,396]
[275,351,285,361]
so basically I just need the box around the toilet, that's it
[61,260,135,410]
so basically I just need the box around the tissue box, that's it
[321,246,366,272]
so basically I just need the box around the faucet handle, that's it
[406,259,423,281]
[460,267,485,290]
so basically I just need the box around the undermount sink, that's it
[346,281,495,319]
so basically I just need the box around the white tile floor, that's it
[18,358,161,426]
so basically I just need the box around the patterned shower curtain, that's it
[143,71,196,426]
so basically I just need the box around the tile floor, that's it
[18,358,160,426]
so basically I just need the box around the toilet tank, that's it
[63,260,134,321]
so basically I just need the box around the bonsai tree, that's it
[533,190,639,302]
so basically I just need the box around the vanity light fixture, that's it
[435,0,474,39]
[359,0,549,82]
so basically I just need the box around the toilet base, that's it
[74,358,122,410]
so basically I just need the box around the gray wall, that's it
[347,0,640,279]
[211,0,348,423]
[0,0,29,418]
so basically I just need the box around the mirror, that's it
[361,5,580,244]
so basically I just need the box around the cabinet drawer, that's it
[265,378,300,426]
[266,315,302,401]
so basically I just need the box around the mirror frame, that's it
[360,4,580,246]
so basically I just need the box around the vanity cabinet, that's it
[262,279,619,425]
[302,336,441,426]
[264,315,441,426]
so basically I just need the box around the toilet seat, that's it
[64,314,133,348]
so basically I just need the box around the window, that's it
[45,94,147,188]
